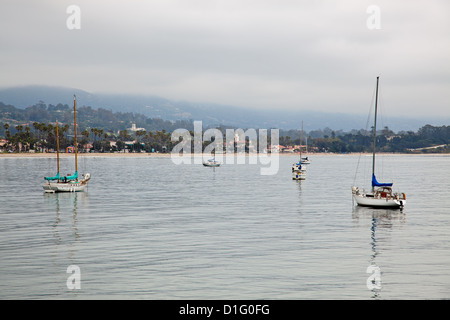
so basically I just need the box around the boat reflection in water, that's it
[352,206,406,299]
[44,191,89,245]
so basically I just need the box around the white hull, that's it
[43,174,90,193]
[43,182,86,193]
[203,161,220,167]
[352,194,405,208]
[301,158,311,164]
[292,170,306,180]
[352,185,406,208]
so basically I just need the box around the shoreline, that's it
[1,152,448,158]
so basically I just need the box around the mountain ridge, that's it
[0,85,447,132]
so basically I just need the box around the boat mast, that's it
[372,76,379,191]
[56,120,60,180]
[300,120,303,160]
[73,95,78,175]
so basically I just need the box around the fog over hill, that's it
[0,85,447,132]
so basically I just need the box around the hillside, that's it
[1,85,447,132]
[1,99,449,154]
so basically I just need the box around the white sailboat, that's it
[301,137,311,164]
[352,77,406,208]
[292,121,306,180]
[301,156,311,164]
[43,95,90,193]
[203,147,221,167]
[203,158,221,167]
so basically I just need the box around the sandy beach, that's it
[0,152,172,158]
[0,152,447,158]
[0,152,320,158]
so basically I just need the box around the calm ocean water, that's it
[0,154,449,299]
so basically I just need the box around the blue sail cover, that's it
[64,171,78,181]
[45,172,60,181]
[372,174,393,187]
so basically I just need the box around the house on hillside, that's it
[128,124,145,132]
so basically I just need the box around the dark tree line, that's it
[279,125,450,153]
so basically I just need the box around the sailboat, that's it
[352,77,405,208]
[292,121,306,180]
[203,159,221,167]
[203,153,221,167]
[43,95,90,193]
[301,137,311,164]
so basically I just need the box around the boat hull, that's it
[301,158,311,164]
[43,182,87,192]
[43,174,90,193]
[292,171,306,180]
[352,194,405,208]
[203,161,220,167]
[292,164,306,173]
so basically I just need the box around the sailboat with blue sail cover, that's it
[43,95,90,193]
[292,121,306,180]
[352,77,405,208]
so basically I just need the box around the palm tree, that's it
[119,129,131,141]
[51,123,68,151]
[24,126,32,151]
[3,123,10,140]
[33,122,39,136]
[81,129,90,141]
[2,123,10,151]
[80,129,90,151]
[90,128,95,142]
[135,129,146,152]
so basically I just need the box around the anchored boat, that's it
[352,77,405,208]
[292,121,306,180]
[43,95,90,193]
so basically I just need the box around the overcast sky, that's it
[1,0,449,117]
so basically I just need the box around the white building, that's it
[128,123,145,132]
